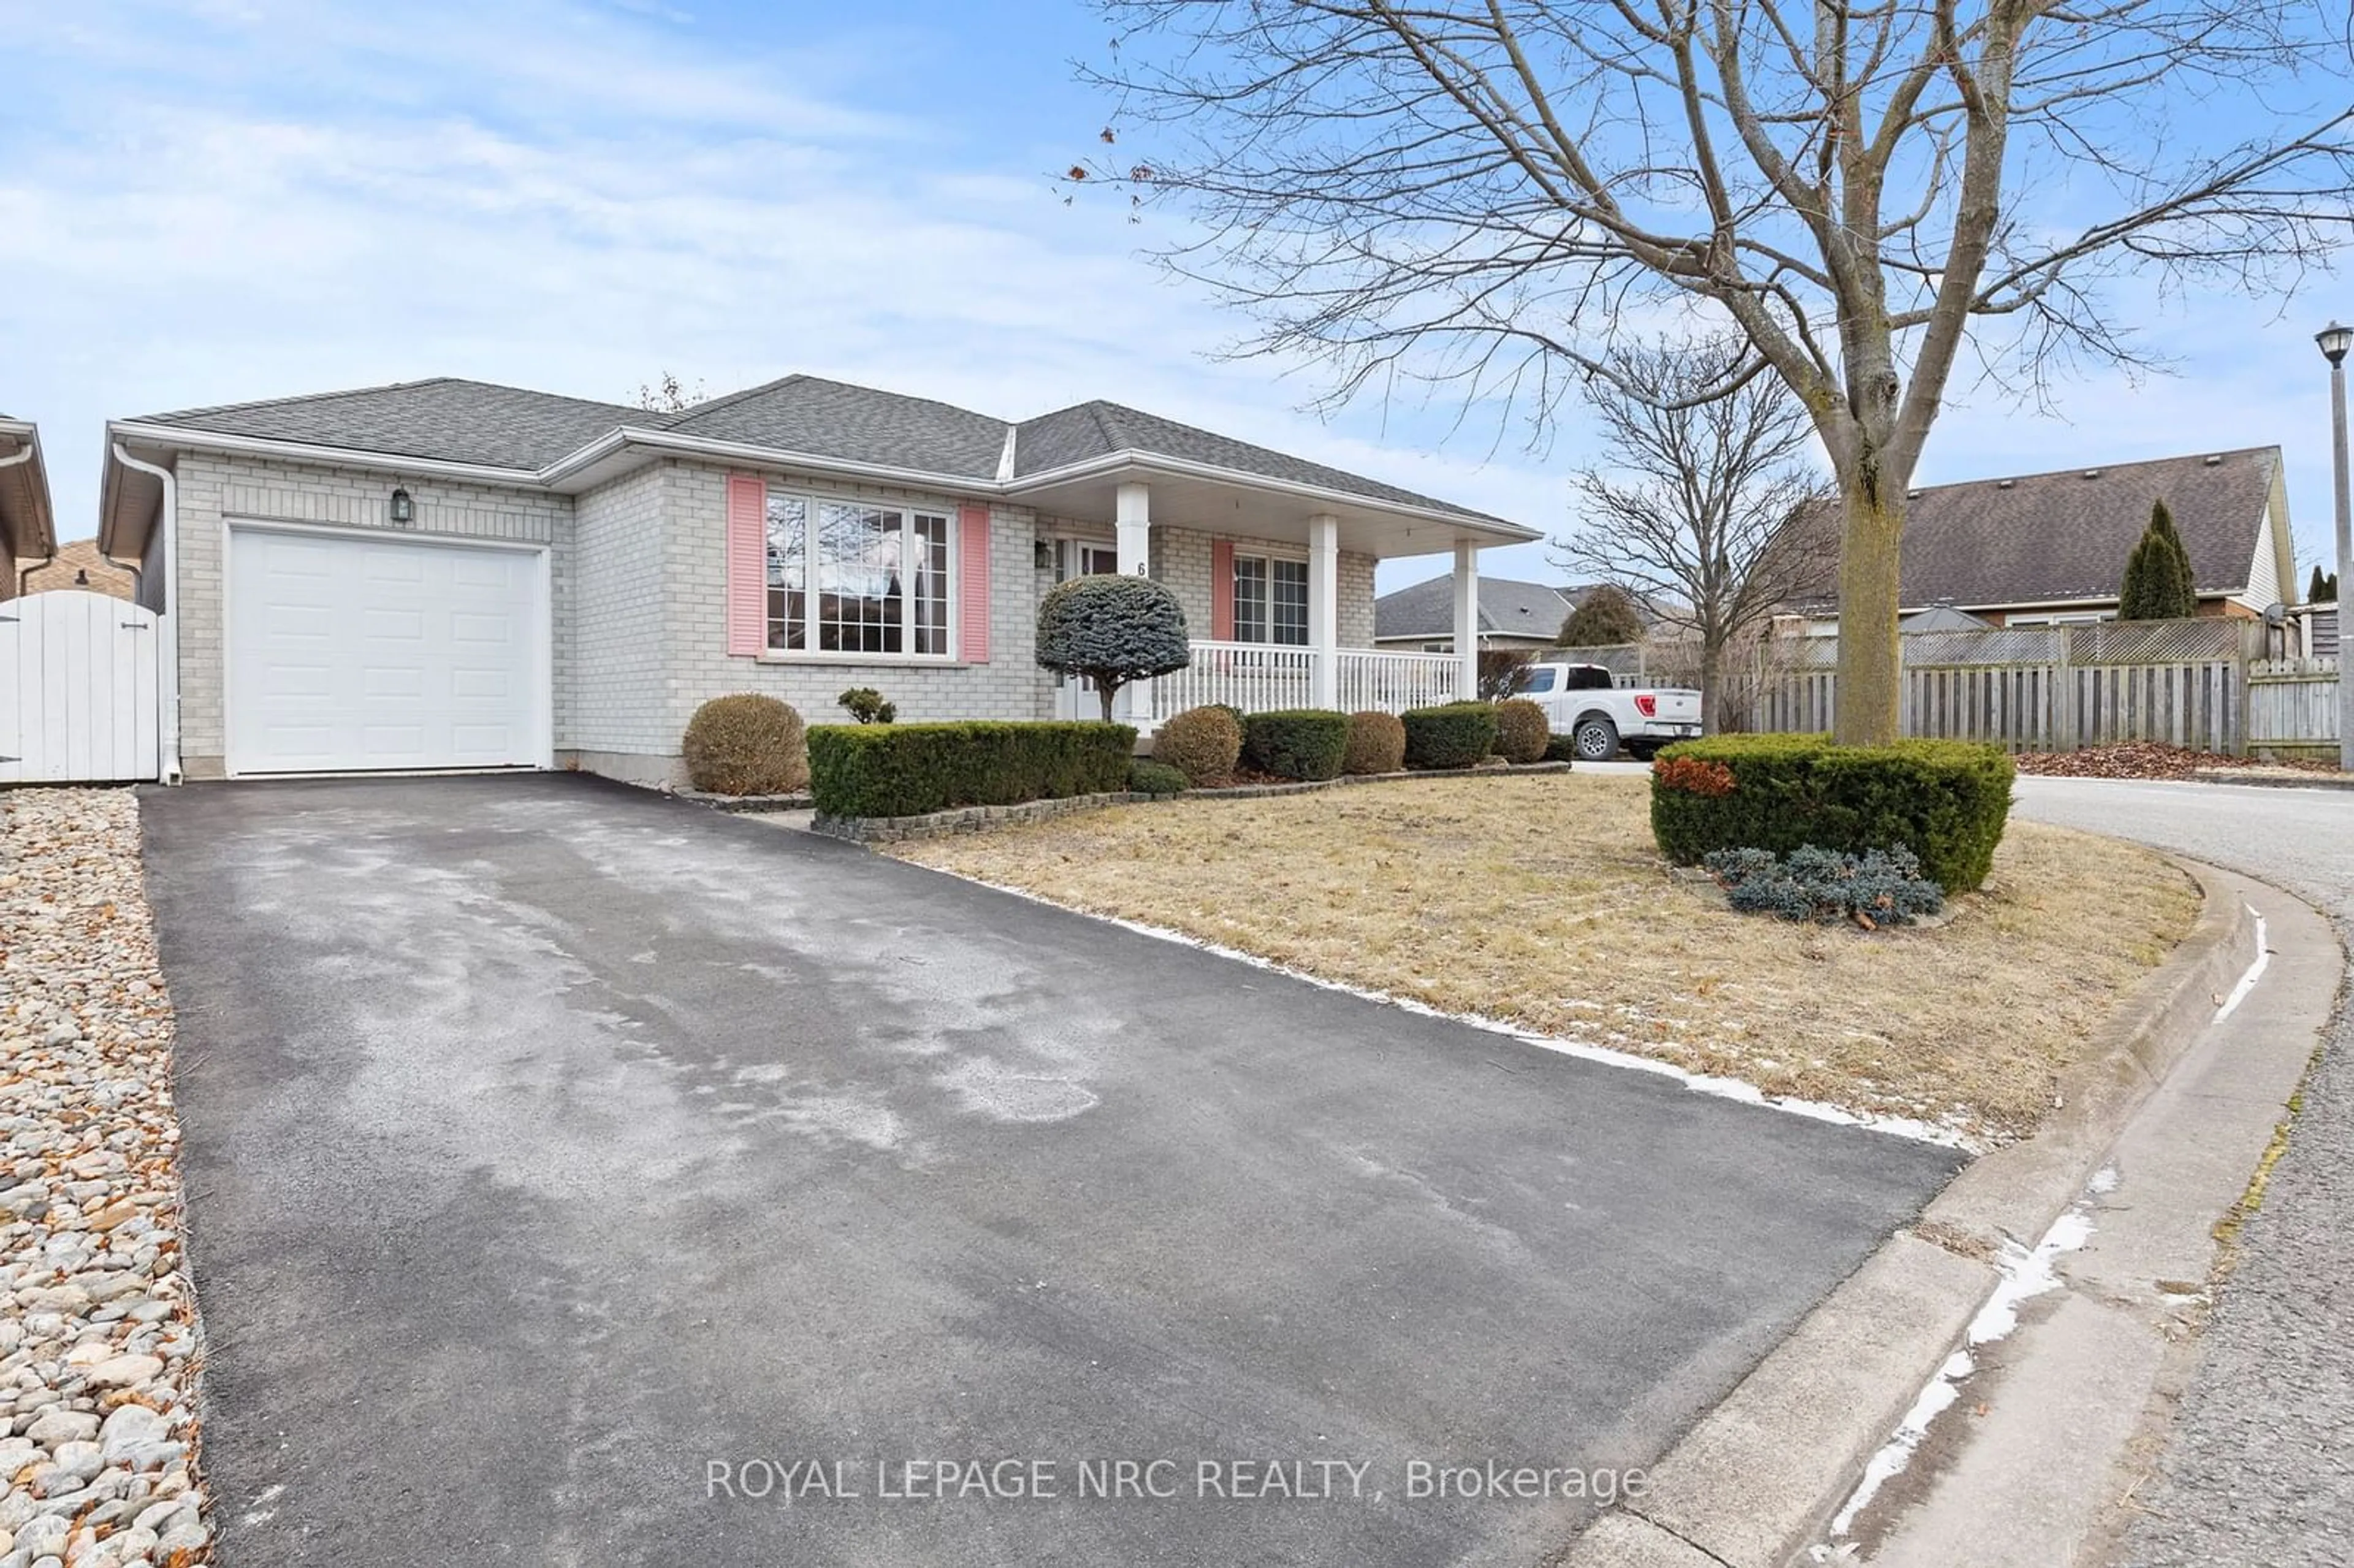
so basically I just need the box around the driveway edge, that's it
[1556,857,2257,1568]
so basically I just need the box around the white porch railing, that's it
[1336,648,1460,713]
[1141,641,1464,721]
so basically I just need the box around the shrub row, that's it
[1343,710,1406,775]
[1401,702,1497,769]
[1650,734,2014,894]
[1241,709,1350,782]
[808,721,1137,818]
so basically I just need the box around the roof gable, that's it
[1015,400,1503,523]
[661,375,1007,481]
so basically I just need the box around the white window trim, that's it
[1232,548,1311,648]
[756,484,959,665]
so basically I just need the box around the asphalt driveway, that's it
[143,775,1962,1567]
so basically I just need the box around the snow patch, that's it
[2215,907,2269,1020]
[1815,1167,2114,1548]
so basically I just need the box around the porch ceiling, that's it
[1010,464,1536,558]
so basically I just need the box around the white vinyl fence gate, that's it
[0,590,163,784]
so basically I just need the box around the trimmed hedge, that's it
[1493,698,1550,764]
[1342,710,1407,775]
[1152,705,1244,785]
[808,721,1137,818]
[1402,702,1499,770]
[1128,759,1188,796]
[1241,709,1350,781]
[682,693,807,796]
[1649,734,2015,894]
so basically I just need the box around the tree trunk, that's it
[1698,637,1724,736]
[1095,678,1118,723]
[1834,485,1905,745]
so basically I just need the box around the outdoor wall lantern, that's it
[388,487,416,525]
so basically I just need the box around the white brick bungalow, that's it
[97,375,1537,785]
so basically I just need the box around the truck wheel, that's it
[1572,715,1620,761]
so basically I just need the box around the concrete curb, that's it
[1557,857,2258,1568]
[2187,768,2354,792]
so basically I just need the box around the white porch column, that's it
[1453,539,1480,699]
[1114,482,1153,722]
[1308,513,1339,710]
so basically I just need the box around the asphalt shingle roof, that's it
[132,379,659,471]
[1014,400,1504,523]
[661,375,1007,480]
[128,376,1516,528]
[1375,574,1574,640]
[1892,447,2279,607]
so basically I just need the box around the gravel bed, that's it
[0,789,208,1568]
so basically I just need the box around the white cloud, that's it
[0,0,2339,606]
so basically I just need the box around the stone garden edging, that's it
[811,759,1574,843]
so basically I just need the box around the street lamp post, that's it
[2321,322,2354,772]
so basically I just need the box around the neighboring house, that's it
[1374,574,1586,652]
[98,375,1537,784]
[1789,447,2295,630]
[0,417,55,600]
[21,539,135,600]
[1896,604,1994,634]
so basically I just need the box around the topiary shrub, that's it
[682,693,808,796]
[1241,709,1350,781]
[1492,698,1550,764]
[1342,710,1407,775]
[1544,733,1579,764]
[1401,702,1499,770]
[1152,705,1244,785]
[1035,575,1192,720]
[1704,844,1945,926]
[1650,734,2014,894]
[1128,759,1188,796]
[837,687,896,725]
[807,721,1135,818]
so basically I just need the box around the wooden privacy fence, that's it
[1751,618,2320,755]
[2249,657,2342,753]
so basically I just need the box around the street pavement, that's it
[2013,778,2354,1567]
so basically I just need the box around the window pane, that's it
[1271,558,1308,646]
[1516,667,1555,693]
[1232,556,1268,642]
[912,513,951,656]
[764,493,807,650]
[815,503,904,653]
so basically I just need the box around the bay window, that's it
[1232,553,1309,646]
[765,489,952,656]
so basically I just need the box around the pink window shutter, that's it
[959,504,992,663]
[725,474,766,657]
[1209,538,1236,641]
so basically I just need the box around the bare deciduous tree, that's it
[1555,341,1830,732]
[635,372,707,414]
[1083,1,2354,743]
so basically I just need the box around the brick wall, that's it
[170,451,572,778]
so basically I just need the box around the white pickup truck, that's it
[1510,661,1704,761]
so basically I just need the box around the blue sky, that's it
[3,0,2346,592]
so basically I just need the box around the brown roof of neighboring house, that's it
[1789,447,2285,615]
[21,539,135,600]
[1893,446,2280,609]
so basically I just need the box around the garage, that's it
[225,524,549,775]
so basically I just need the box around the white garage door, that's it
[227,525,547,775]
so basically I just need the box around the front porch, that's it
[1032,472,1501,726]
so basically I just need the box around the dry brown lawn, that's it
[892,774,2199,1145]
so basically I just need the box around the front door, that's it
[1053,540,1122,720]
